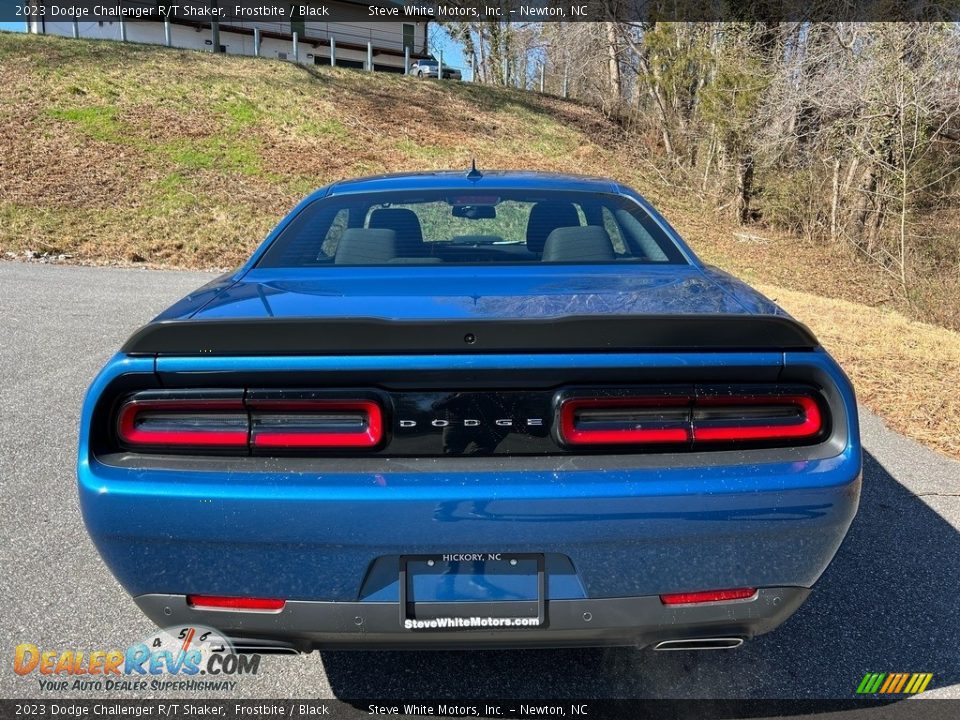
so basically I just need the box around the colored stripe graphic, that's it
[905,673,934,694]
[856,673,886,694]
[857,672,933,694]
[878,674,896,693]
[894,673,910,693]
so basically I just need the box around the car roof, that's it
[324,170,620,196]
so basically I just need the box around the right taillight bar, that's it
[248,399,383,449]
[692,394,822,443]
[559,390,825,448]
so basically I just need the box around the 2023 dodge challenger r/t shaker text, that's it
[78,169,861,651]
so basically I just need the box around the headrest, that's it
[541,226,616,263]
[334,228,398,265]
[368,208,424,254]
[525,202,581,254]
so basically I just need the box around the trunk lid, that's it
[187,266,751,321]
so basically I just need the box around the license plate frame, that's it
[399,553,546,630]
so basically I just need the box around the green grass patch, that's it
[216,96,262,130]
[395,139,451,161]
[155,137,262,175]
[45,105,123,142]
[300,117,351,141]
[144,172,199,211]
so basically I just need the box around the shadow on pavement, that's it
[320,450,958,699]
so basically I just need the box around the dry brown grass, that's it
[761,284,960,459]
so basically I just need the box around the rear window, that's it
[256,190,687,267]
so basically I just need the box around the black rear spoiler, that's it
[121,315,819,356]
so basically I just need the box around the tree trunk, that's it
[735,154,754,225]
[476,29,486,84]
[830,157,841,241]
[605,22,622,102]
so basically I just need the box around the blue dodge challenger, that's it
[78,170,861,651]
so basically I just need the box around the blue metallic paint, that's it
[79,349,860,602]
[77,172,862,645]
[187,267,750,321]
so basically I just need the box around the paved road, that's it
[2,261,958,701]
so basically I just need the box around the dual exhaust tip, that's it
[653,637,744,651]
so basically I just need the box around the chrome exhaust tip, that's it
[653,637,744,651]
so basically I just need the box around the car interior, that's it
[259,193,687,267]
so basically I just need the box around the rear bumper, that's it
[80,453,861,599]
[134,587,809,651]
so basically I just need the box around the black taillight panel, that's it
[107,384,831,457]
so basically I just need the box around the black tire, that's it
[417,70,424,78]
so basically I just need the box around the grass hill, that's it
[1,31,958,460]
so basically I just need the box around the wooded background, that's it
[445,22,960,326]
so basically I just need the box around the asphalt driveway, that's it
[1,261,957,700]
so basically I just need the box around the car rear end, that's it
[77,174,861,651]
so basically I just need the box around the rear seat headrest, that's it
[526,202,581,255]
[334,228,398,265]
[368,208,425,256]
[541,226,616,263]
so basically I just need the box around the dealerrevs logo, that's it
[14,626,260,692]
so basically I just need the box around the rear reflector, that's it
[187,595,285,612]
[659,588,757,605]
[117,399,248,448]
[559,397,691,445]
[249,399,382,449]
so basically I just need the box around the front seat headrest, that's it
[368,208,425,256]
[541,226,616,263]
[525,202,581,255]
[334,228,398,265]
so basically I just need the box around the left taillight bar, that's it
[115,391,385,453]
[116,395,249,449]
[559,396,691,446]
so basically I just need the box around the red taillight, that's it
[187,595,285,612]
[248,399,383,449]
[558,391,824,448]
[659,588,757,605]
[692,395,822,442]
[116,394,384,452]
[559,397,691,446]
[117,399,248,448]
